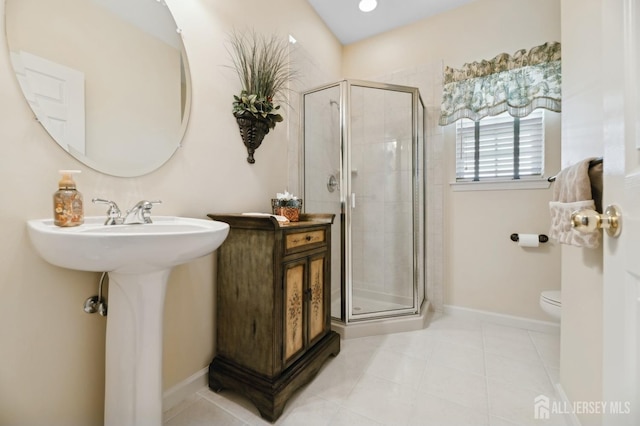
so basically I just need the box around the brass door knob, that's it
[570,204,622,238]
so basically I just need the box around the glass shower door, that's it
[347,83,417,320]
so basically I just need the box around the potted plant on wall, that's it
[228,30,294,164]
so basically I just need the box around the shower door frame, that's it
[300,79,426,324]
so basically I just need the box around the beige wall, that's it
[343,0,560,78]
[560,0,604,424]
[344,0,562,321]
[0,0,341,424]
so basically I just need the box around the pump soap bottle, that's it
[53,170,84,227]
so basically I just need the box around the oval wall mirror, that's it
[5,0,191,177]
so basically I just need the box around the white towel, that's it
[548,158,601,248]
[549,200,600,248]
[241,212,290,223]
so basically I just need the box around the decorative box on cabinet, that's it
[206,213,340,422]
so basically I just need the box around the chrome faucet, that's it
[93,198,161,225]
[123,200,162,224]
[92,198,122,225]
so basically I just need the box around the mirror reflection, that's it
[5,0,191,177]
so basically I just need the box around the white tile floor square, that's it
[163,313,567,426]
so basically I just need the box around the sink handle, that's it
[92,198,122,225]
[141,200,162,223]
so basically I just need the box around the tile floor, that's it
[163,313,567,425]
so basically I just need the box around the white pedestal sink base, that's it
[104,270,171,426]
[26,216,230,425]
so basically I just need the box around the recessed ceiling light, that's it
[359,0,378,13]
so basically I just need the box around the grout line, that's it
[481,322,493,419]
[528,329,561,399]
[162,394,202,424]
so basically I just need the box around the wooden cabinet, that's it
[207,213,340,422]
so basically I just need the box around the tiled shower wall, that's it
[372,63,445,313]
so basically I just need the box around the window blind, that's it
[456,110,544,181]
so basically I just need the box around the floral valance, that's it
[439,42,561,125]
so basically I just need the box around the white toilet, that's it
[539,290,561,320]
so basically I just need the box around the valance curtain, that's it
[439,42,561,125]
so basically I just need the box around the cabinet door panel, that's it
[284,263,305,361]
[309,257,325,342]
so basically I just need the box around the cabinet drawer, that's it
[285,229,325,252]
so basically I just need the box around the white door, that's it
[10,51,86,155]
[602,1,640,424]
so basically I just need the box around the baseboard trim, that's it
[443,305,560,334]
[162,367,209,412]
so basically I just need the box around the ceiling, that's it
[306,0,477,45]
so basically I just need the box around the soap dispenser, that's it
[53,170,84,227]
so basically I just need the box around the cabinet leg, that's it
[257,404,284,423]
[209,370,222,393]
[208,376,223,393]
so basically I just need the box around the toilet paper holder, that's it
[510,233,549,243]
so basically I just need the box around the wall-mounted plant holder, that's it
[236,115,269,164]
[228,30,292,165]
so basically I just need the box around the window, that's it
[455,110,544,182]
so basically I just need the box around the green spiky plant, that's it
[228,31,294,130]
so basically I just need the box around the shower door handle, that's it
[351,193,356,209]
[327,174,338,193]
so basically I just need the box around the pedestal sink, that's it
[27,216,230,426]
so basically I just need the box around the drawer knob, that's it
[305,235,312,241]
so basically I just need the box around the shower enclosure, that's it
[301,80,426,329]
